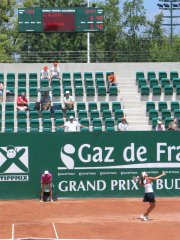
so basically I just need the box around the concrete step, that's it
[128,125,152,131]
[124,109,146,115]
[122,102,146,108]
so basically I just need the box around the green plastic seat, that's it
[138,78,147,88]
[78,110,88,120]
[80,118,90,132]
[74,79,83,87]
[29,110,39,119]
[52,79,60,87]
[90,110,100,120]
[114,109,124,121]
[30,119,39,132]
[55,119,64,128]
[102,110,112,120]
[100,102,109,112]
[29,73,38,88]
[141,86,150,96]
[170,71,178,81]
[17,119,27,132]
[171,101,180,112]
[66,110,75,120]
[29,87,38,97]
[162,109,171,120]
[172,78,180,87]
[152,86,161,96]
[176,85,180,95]
[42,110,52,119]
[158,101,167,112]
[109,86,118,96]
[63,79,71,87]
[5,103,14,111]
[105,118,115,129]
[88,102,97,112]
[40,79,49,87]
[84,72,93,81]
[112,102,121,112]
[96,79,105,87]
[73,72,82,81]
[77,102,86,112]
[18,87,26,96]
[147,71,156,80]
[85,79,94,87]
[165,117,173,129]
[17,111,27,119]
[62,72,71,80]
[149,78,158,88]
[174,109,180,118]
[54,110,63,120]
[92,118,102,131]
[159,71,167,80]
[161,78,170,87]
[7,73,15,87]
[95,72,104,80]
[5,119,14,132]
[5,111,14,120]
[42,119,52,132]
[97,86,106,96]
[86,86,95,96]
[136,72,145,81]
[52,86,61,96]
[164,86,173,95]
[149,109,158,120]
[146,102,155,112]
[75,86,83,96]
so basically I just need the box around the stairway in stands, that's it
[118,78,151,131]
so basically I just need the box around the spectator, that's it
[50,60,61,81]
[56,116,86,132]
[17,92,29,111]
[107,72,117,93]
[40,66,50,83]
[62,91,74,111]
[0,82,3,101]
[155,120,165,131]
[118,117,128,131]
[40,170,53,202]
[168,118,178,131]
[40,91,51,110]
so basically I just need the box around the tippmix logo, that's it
[60,144,75,169]
[0,146,29,174]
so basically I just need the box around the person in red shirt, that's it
[17,92,29,111]
[40,170,53,202]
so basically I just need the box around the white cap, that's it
[44,170,49,175]
[157,120,162,124]
[69,116,74,119]
[65,91,70,94]
[141,171,148,177]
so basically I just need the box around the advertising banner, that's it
[0,132,179,199]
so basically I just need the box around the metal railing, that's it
[1,50,180,63]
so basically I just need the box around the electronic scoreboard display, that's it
[18,8,104,33]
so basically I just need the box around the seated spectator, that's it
[17,92,29,111]
[107,72,117,92]
[0,82,3,101]
[40,91,51,110]
[40,170,53,202]
[168,118,178,131]
[155,120,165,131]
[50,60,61,81]
[56,116,86,132]
[118,117,128,131]
[40,66,50,82]
[62,91,74,111]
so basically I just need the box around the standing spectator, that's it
[155,120,165,131]
[40,91,52,110]
[107,72,117,93]
[40,170,53,202]
[56,116,86,132]
[40,66,50,83]
[0,82,3,102]
[168,118,178,131]
[17,92,29,111]
[50,60,61,81]
[62,91,74,111]
[118,117,128,131]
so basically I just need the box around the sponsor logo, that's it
[0,146,29,181]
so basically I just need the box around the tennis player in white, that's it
[139,171,166,221]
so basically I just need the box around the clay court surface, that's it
[0,198,180,240]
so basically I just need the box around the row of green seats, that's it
[140,85,180,96]
[137,77,180,88]
[136,71,179,81]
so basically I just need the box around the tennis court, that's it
[0,198,180,240]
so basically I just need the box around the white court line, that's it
[52,222,59,239]
[11,224,14,240]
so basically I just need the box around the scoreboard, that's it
[18,7,104,33]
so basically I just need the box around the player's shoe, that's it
[140,215,149,221]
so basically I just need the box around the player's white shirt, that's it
[144,182,153,193]
[50,66,60,78]
[64,121,81,132]
[118,123,128,131]
[64,95,74,102]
